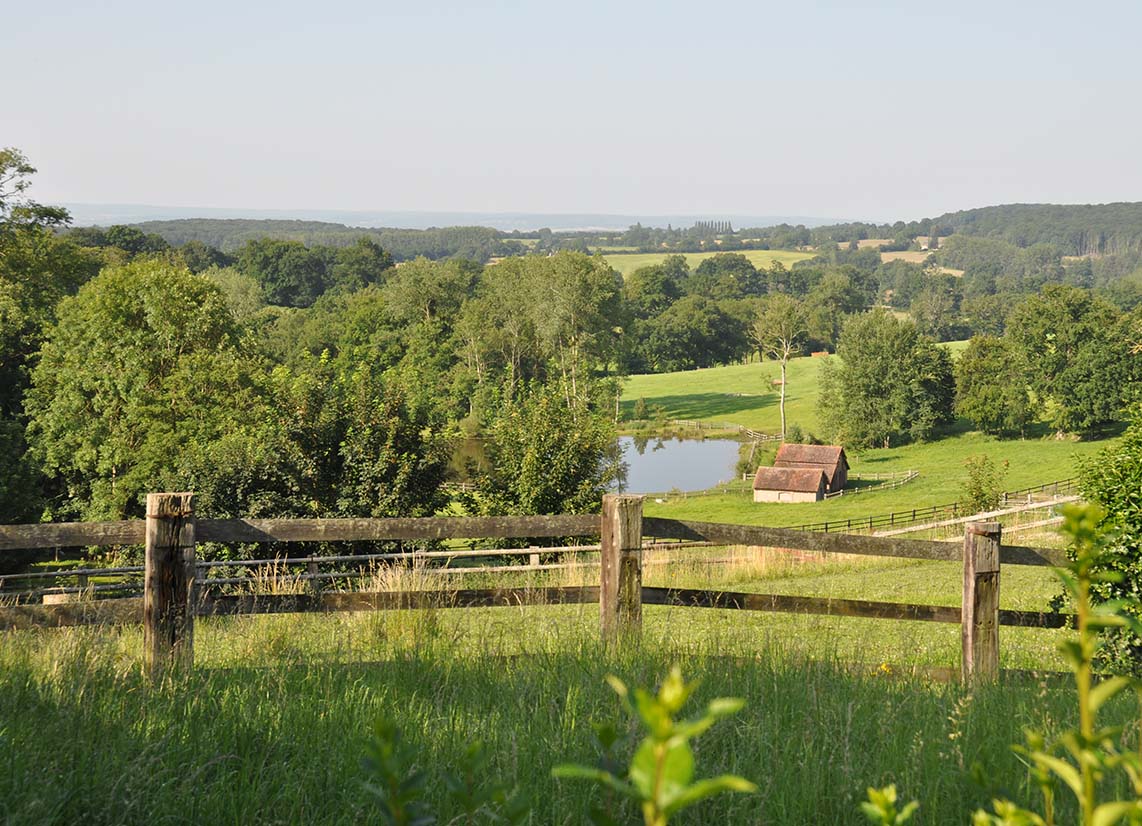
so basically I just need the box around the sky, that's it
[5,0,1142,224]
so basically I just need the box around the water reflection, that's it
[615,436,741,494]
[451,436,741,495]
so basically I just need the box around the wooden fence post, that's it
[962,521,1001,684]
[600,494,644,643]
[144,492,196,677]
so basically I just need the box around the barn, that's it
[773,444,848,493]
[751,466,828,503]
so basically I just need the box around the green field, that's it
[624,356,829,433]
[603,249,815,277]
[622,351,1113,526]
[0,544,1116,825]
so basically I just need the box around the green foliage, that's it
[236,237,328,307]
[819,310,954,448]
[552,666,757,826]
[1078,410,1142,672]
[639,295,749,372]
[25,259,263,518]
[200,265,266,319]
[861,785,919,825]
[0,150,103,518]
[444,740,530,824]
[362,721,529,826]
[975,503,1142,825]
[961,454,1010,514]
[473,380,620,516]
[935,203,1142,257]
[362,717,436,826]
[133,218,514,262]
[956,335,1034,436]
[1006,286,1136,434]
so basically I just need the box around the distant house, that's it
[773,444,849,493]
[752,467,827,503]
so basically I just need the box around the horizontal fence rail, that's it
[0,493,1075,683]
[788,477,1077,534]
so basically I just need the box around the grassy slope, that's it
[624,356,827,433]
[622,348,1112,526]
[604,249,815,277]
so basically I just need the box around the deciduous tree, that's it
[751,293,807,437]
[819,310,954,448]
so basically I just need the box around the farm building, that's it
[752,467,827,503]
[773,444,849,493]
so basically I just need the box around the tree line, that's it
[0,149,621,530]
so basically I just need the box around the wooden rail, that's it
[0,493,1074,683]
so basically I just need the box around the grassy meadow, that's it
[0,544,1114,825]
[620,348,1113,526]
[603,249,815,277]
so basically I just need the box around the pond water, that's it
[451,436,743,495]
[616,436,742,494]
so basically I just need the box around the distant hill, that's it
[61,203,841,233]
[133,219,381,250]
[127,219,515,262]
[931,202,1142,256]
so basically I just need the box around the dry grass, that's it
[246,560,309,595]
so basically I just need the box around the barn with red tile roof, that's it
[751,466,828,503]
[773,444,848,492]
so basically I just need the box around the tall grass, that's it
[1,620,1126,825]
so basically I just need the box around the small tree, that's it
[474,380,621,516]
[961,455,1009,515]
[751,293,807,438]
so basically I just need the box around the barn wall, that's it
[754,489,821,504]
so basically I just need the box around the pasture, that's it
[621,352,1114,526]
[602,249,815,277]
[0,526,1112,825]
[3,616,1111,825]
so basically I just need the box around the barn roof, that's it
[774,444,848,469]
[752,466,827,493]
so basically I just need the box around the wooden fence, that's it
[0,493,1071,683]
[789,477,1077,534]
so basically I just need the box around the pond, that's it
[451,436,744,495]
[615,435,742,494]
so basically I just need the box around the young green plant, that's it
[552,665,757,826]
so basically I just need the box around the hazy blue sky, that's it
[6,0,1141,222]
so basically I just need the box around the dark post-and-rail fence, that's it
[0,493,1072,683]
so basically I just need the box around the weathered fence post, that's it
[144,492,196,677]
[600,494,644,644]
[306,559,322,596]
[962,521,1001,684]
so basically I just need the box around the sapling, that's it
[361,717,435,826]
[552,665,757,826]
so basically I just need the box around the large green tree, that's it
[641,295,748,372]
[25,260,281,519]
[1006,285,1136,434]
[819,310,954,448]
[236,238,327,307]
[473,380,620,516]
[0,149,100,520]
[954,335,1034,436]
